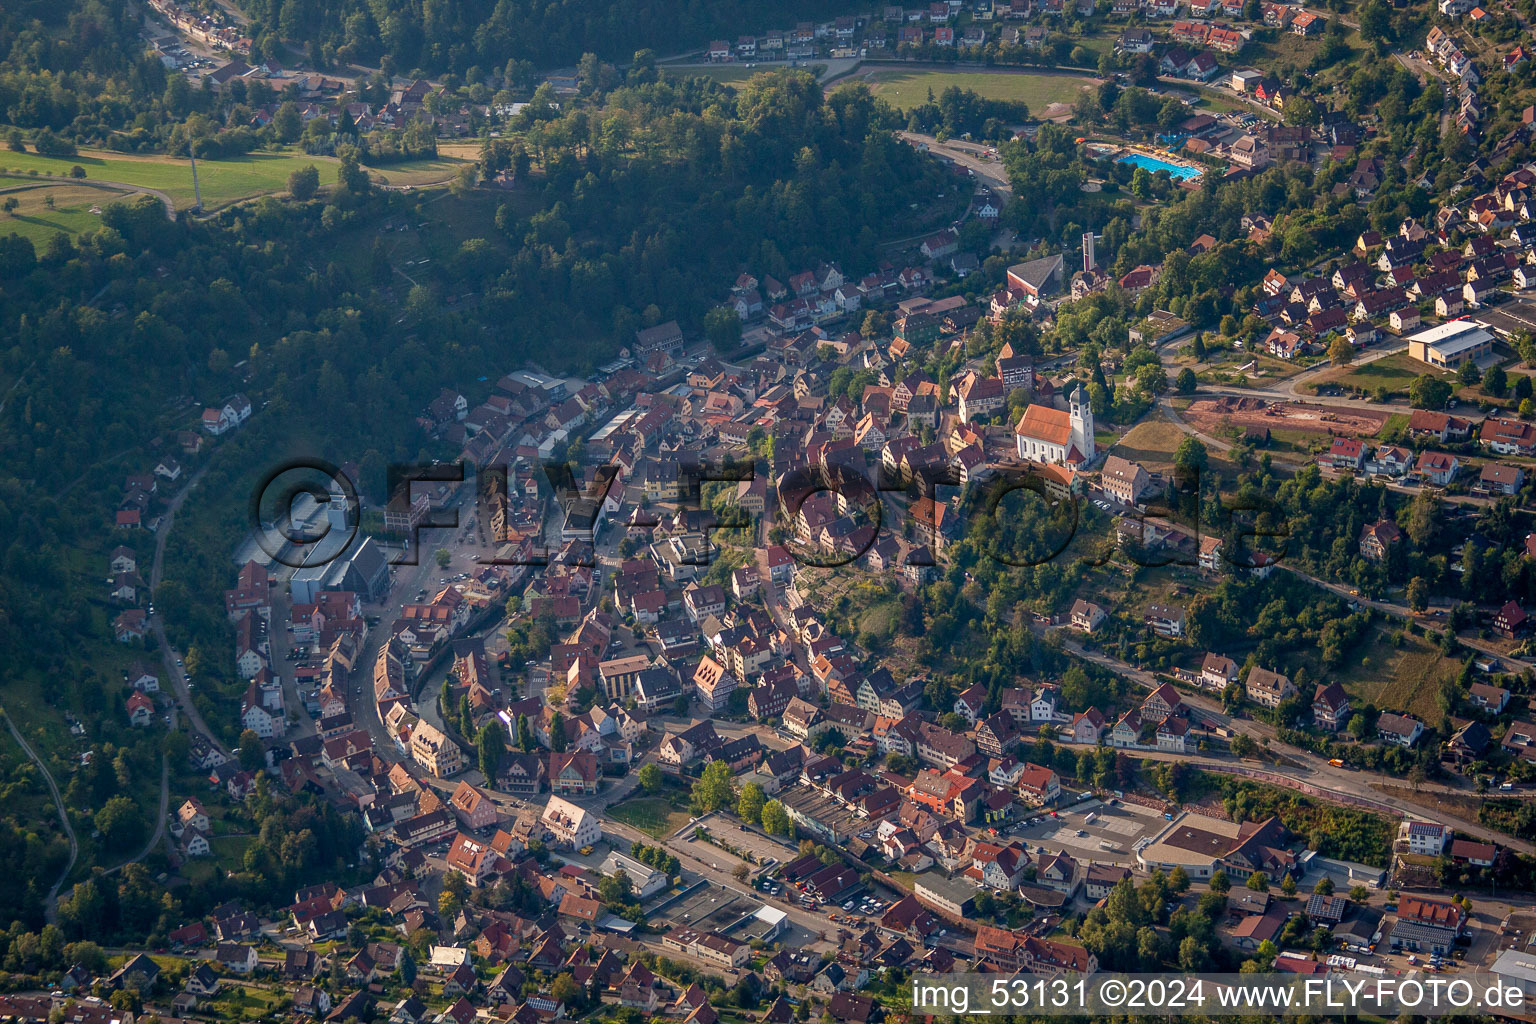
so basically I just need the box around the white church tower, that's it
[1069,384,1094,462]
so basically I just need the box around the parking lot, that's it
[665,814,796,880]
[1011,799,1168,869]
[1371,942,1476,976]
[672,822,755,872]
[772,874,891,927]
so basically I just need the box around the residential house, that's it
[1246,666,1296,708]
[1376,712,1424,747]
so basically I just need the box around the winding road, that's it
[149,463,227,757]
[104,752,171,876]
[0,709,79,924]
[1055,633,1536,854]
[0,172,179,220]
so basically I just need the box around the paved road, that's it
[1175,369,1414,413]
[1273,342,1412,403]
[148,463,226,757]
[1279,564,1515,668]
[347,552,447,760]
[0,171,179,220]
[0,709,79,924]
[1056,635,1535,854]
[342,485,488,774]
[755,548,810,676]
[105,752,170,875]
[1157,394,1235,453]
[897,131,1013,196]
[268,591,320,742]
[1158,325,1413,404]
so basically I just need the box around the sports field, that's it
[852,68,1096,111]
[607,796,692,839]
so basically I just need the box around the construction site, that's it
[1181,396,1391,440]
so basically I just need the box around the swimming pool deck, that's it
[1116,147,1204,180]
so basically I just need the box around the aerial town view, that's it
[12,0,1536,1021]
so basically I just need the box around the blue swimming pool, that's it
[1117,152,1203,180]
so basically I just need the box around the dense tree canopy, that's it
[232,0,857,74]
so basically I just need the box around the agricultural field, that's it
[851,68,1098,112]
[607,795,692,839]
[0,182,132,244]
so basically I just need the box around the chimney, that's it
[1083,232,1096,273]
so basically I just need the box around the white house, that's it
[1399,820,1449,855]
[541,795,601,849]
[1376,712,1424,748]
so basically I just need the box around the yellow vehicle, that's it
[1328,758,1345,768]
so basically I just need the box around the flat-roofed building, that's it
[598,654,651,700]
[1406,321,1494,368]
[914,874,978,918]
[1137,811,1293,881]
[1492,948,1536,998]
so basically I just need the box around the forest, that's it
[231,0,856,74]
[0,68,950,929]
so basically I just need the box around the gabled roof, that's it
[1015,404,1071,445]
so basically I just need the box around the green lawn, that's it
[1112,417,1189,471]
[209,834,253,871]
[371,156,473,187]
[607,796,692,839]
[0,149,327,209]
[208,985,287,1015]
[1110,415,1240,475]
[1315,352,1451,398]
[0,147,468,213]
[1378,412,1409,438]
[0,182,134,244]
[857,68,1097,112]
[1333,628,1459,727]
[1180,82,1266,117]
[662,65,771,88]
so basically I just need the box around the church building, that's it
[1013,384,1095,466]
